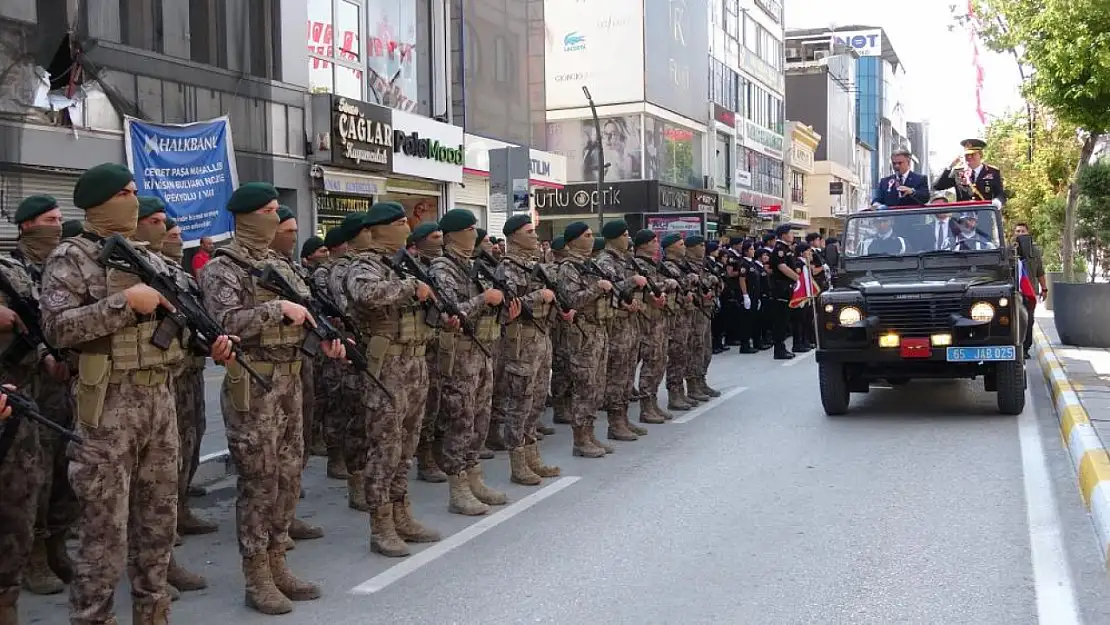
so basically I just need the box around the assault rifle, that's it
[581,258,637,305]
[0,270,66,367]
[472,250,533,320]
[627,257,666,300]
[657,260,713,320]
[97,234,271,391]
[0,386,82,465]
[387,249,491,358]
[256,265,393,402]
[530,261,586,337]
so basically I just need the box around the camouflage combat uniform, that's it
[683,255,721,400]
[41,234,183,624]
[630,255,673,423]
[594,246,648,441]
[311,258,349,480]
[661,251,696,410]
[428,250,504,514]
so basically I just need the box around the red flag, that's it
[790,265,819,309]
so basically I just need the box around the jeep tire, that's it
[819,362,850,416]
[996,361,1026,415]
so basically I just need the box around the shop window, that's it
[308,0,365,99]
[366,0,422,113]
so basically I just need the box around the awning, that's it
[316,166,387,196]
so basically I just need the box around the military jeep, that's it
[815,201,1026,416]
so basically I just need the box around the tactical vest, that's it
[348,255,432,346]
[0,257,37,368]
[216,247,306,349]
[430,255,500,344]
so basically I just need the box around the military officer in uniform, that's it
[769,225,799,360]
[933,138,1005,205]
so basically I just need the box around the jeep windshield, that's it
[842,203,1003,259]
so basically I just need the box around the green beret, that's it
[439,208,478,234]
[164,218,178,230]
[324,224,352,248]
[341,212,368,234]
[564,221,590,242]
[632,229,657,247]
[601,219,629,240]
[409,221,441,244]
[137,196,166,219]
[660,233,683,249]
[277,205,296,223]
[686,235,706,247]
[73,163,134,210]
[61,219,84,238]
[592,237,606,252]
[475,228,488,244]
[365,201,406,227]
[550,235,566,251]
[300,236,325,258]
[14,195,58,224]
[503,214,532,236]
[227,182,279,214]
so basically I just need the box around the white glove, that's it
[743,294,751,310]
[822,264,831,275]
[991,198,1003,209]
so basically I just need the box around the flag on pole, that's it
[1017,259,1037,301]
[790,265,819,309]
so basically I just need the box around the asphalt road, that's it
[21,348,1110,624]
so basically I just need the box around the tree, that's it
[970,0,1110,281]
[1077,161,1110,282]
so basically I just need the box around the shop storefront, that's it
[460,134,566,236]
[0,168,85,246]
[532,181,718,242]
[308,94,463,236]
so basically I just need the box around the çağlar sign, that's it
[335,98,392,167]
[393,131,465,165]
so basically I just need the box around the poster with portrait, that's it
[365,0,420,112]
[545,115,644,183]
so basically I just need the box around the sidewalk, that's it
[1034,310,1110,564]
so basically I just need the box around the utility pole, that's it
[583,86,606,232]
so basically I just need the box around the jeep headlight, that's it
[970,301,995,322]
[838,306,863,325]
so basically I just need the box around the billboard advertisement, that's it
[647,214,703,238]
[831,29,883,57]
[643,0,710,121]
[546,115,645,182]
[543,0,645,109]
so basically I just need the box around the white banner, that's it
[544,0,645,109]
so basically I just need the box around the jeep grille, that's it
[867,294,964,336]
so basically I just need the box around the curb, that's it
[1033,322,1110,565]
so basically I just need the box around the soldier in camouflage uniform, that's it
[548,236,572,426]
[199,183,345,615]
[300,237,328,268]
[343,202,440,556]
[658,233,699,411]
[1,197,77,599]
[271,206,327,545]
[132,198,210,598]
[629,230,676,424]
[494,215,562,485]
[409,222,450,484]
[0,388,31,625]
[473,228,498,461]
[40,164,231,624]
[430,210,514,513]
[313,225,354,484]
[593,221,649,442]
[682,236,721,401]
[556,222,616,458]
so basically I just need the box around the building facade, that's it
[0,0,312,248]
[906,120,931,178]
[784,121,819,228]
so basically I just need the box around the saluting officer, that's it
[933,138,1005,205]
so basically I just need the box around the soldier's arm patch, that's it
[777,250,784,257]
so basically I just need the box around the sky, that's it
[784,0,1026,169]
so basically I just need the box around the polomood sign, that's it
[123,116,239,246]
[543,0,645,109]
[390,109,464,183]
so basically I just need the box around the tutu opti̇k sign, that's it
[124,116,240,246]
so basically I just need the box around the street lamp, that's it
[583,85,607,232]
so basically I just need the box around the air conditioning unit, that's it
[814,50,830,61]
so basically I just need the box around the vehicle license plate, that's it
[946,346,1016,362]
[899,337,931,359]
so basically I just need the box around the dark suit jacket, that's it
[873,171,930,207]
[933,164,1005,203]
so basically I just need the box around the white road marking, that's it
[198,450,229,464]
[349,476,582,595]
[780,349,816,367]
[670,387,749,424]
[1019,386,1081,624]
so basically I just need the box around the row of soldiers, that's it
[0,161,724,625]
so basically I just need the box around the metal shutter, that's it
[0,171,83,252]
[486,210,507,239]
[456,174,489,207]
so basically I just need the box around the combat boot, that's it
[638,397,666,424]
[774,344,795,360]
[572,425,606,458]
[168,584,180,601]
[606,408,638,442]
[369,504,410,557]
[448,472,490,516]
[44,533,74,583]
[587,422,614,454]
[347,473,370,512]
[289,517,324,540]
[667,389,695,411]
[509,447,542,485]
[0,588,17,625]
[416,443,447,483]
[167,554,207,591]
[467,464,508,505]
[537,421,556,435]
[698,378,722,398]
[23,538,64,595]
[326,447,349,479]
[525,443,561,477]
[686,379,712,402]
[132,596,171,625]
[268,547,321,601]
[242,553,293,615]
[177,503,218,535]
[393,495,442,542]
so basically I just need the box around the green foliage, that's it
[974,0,1110,133]
[1076,160,1110,281]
